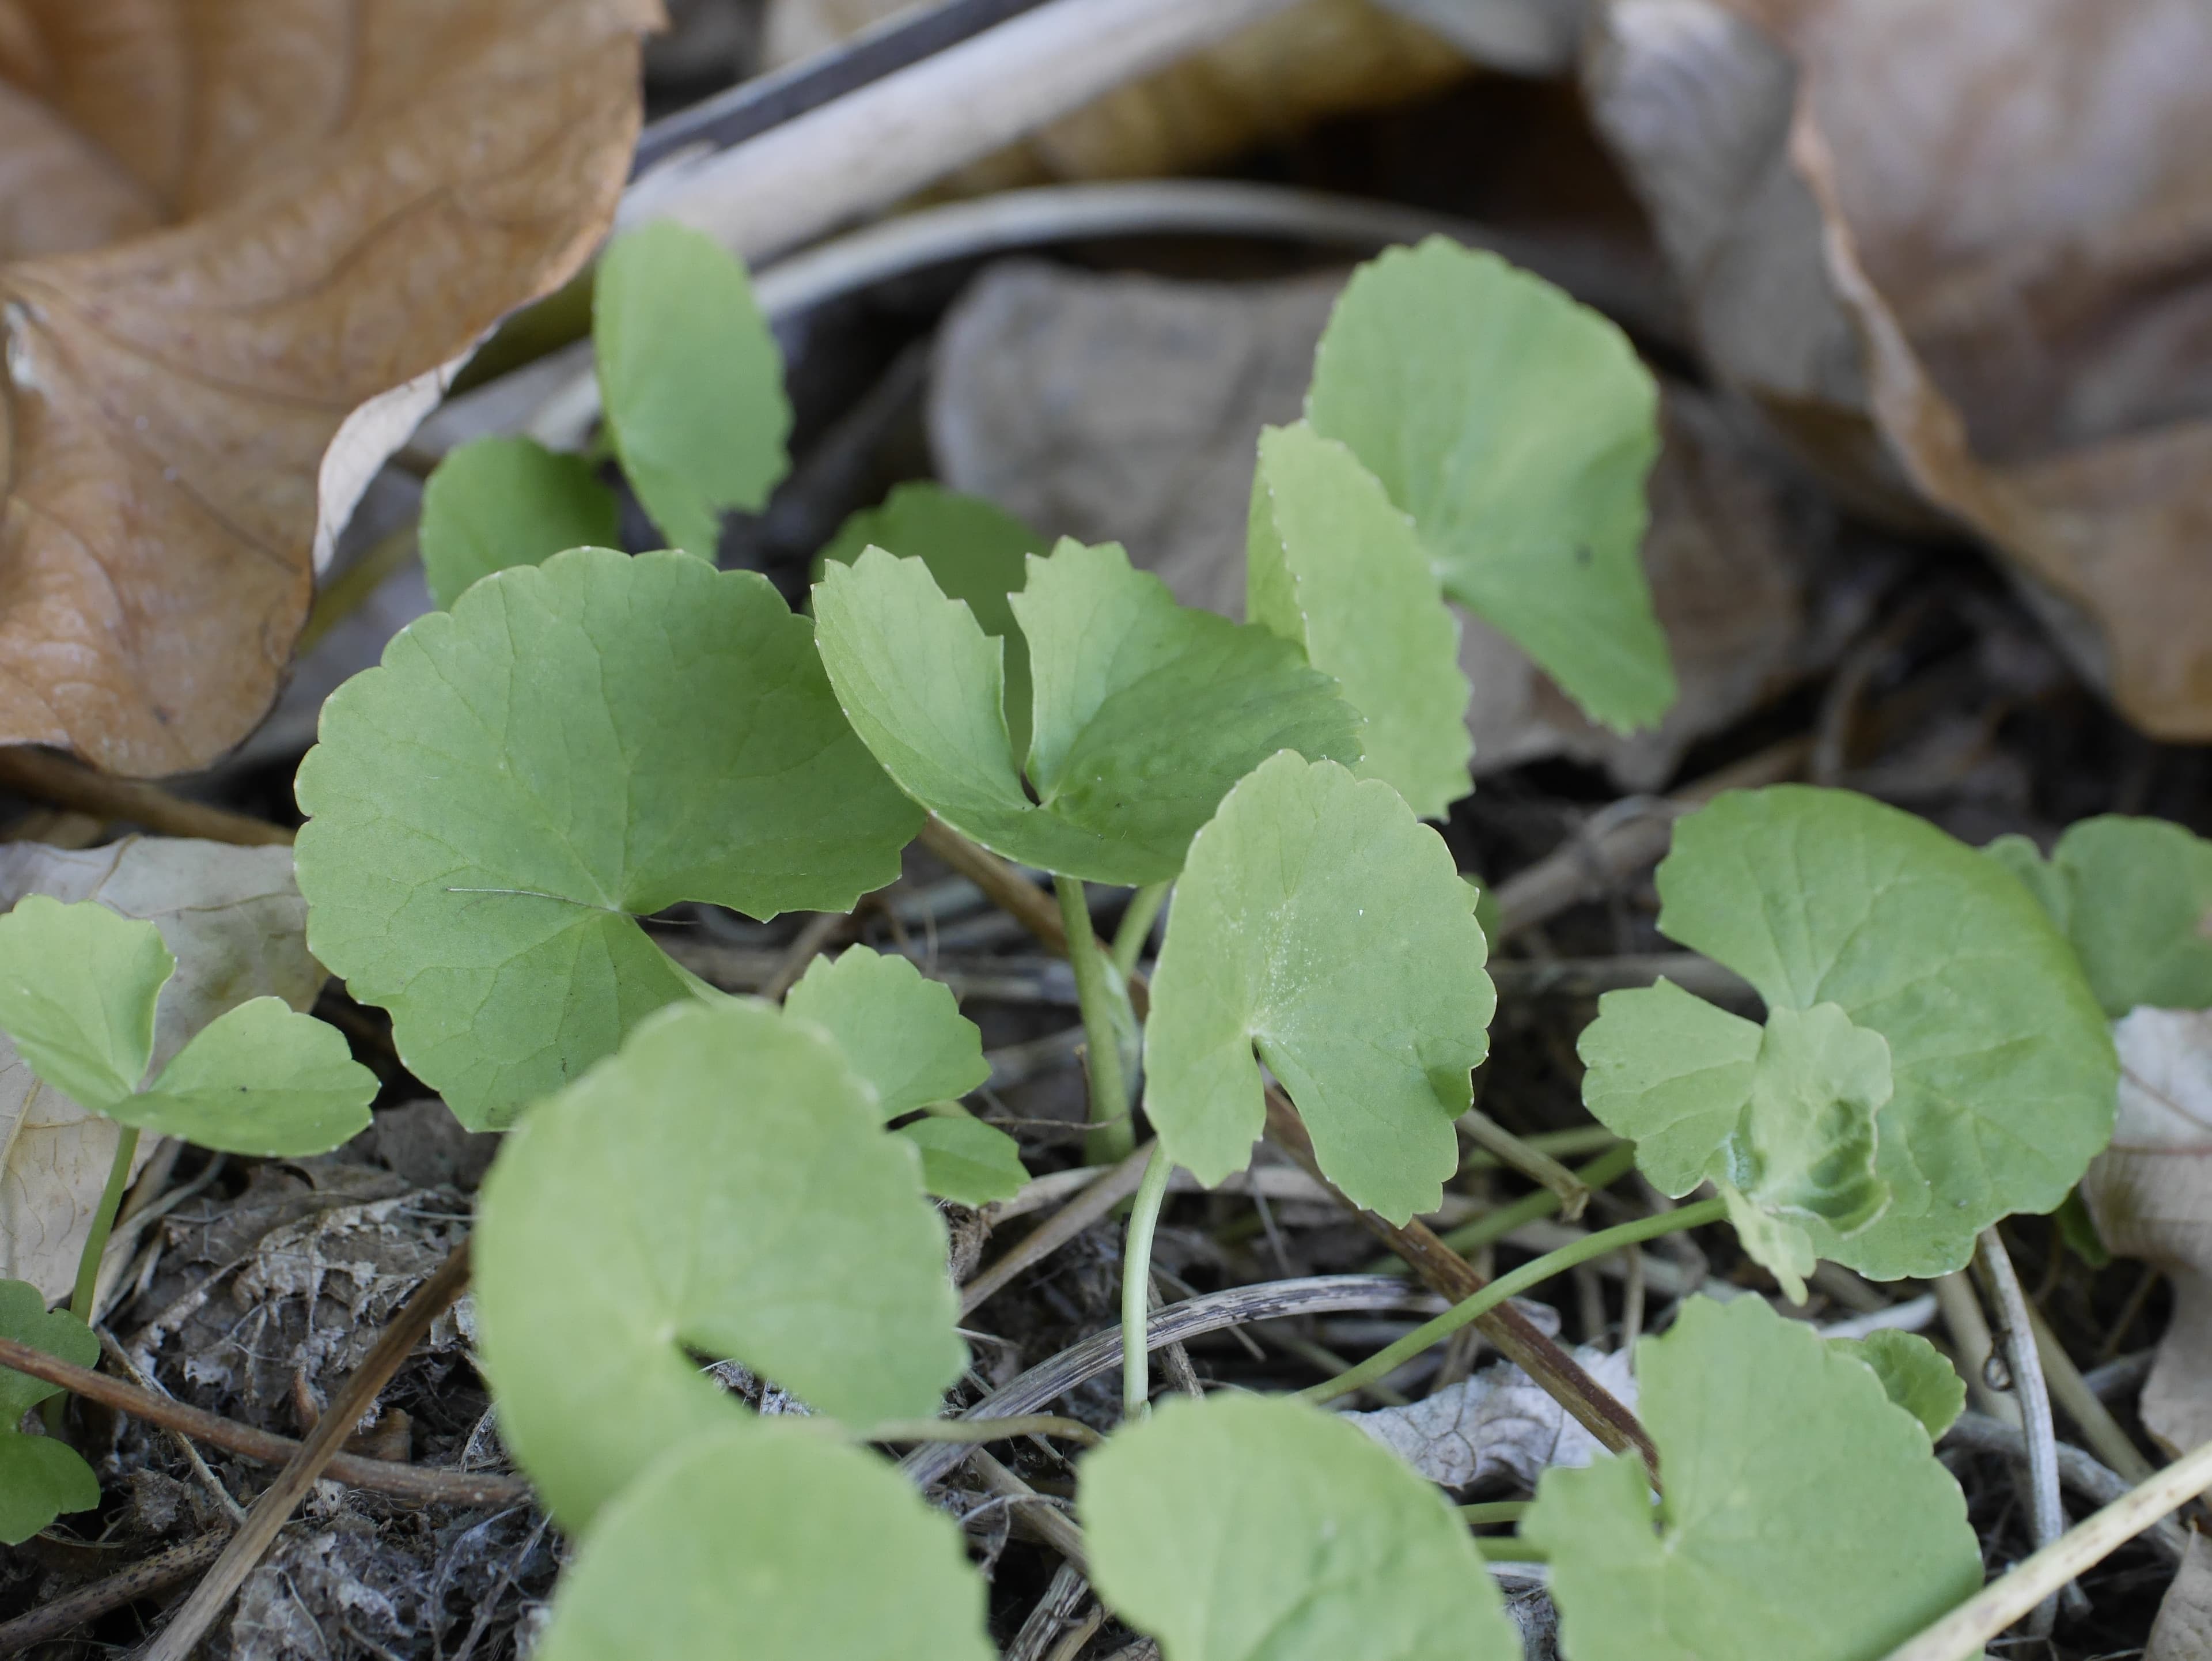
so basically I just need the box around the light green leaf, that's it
[1832,1329,1964,1441]
[417,437,620,610]
[0,896,171,1108]
[0,1279,99,1545]
[594,222,790,557]
[1525,1296,1980,1661]
[1578,977,1759,1195]
[1988,818,2212,1016]
[474,999,965,1530]
[1306,237,1673,732]
[895,1115,1028,1207]
[1144,754,1493,1224]
[1081,1392,1522,1661]
[115,998,375,1157]
[535,1423,991,1661]
[817,482,1045,756]
[296,547,921,1130]
[813,541,1360,885]
[784,949,988,1120]
[1596,786,2117,1278]
[1248,422,1471,818]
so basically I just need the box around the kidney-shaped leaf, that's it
[893,1115,1028,1208]
[296,547,921,1130]
[474,998,965,1531]
[1582,786,2116,1280]
[784,949,989,1120]
[596,222,791,559]
[0,900,373,1160]
[1988,816,2212,1017]
[1082,1392,1521,1661]
[418,437,620,610]
[535,1422,991,1661]
[1832,1329,1964,1443]
[1526,1296,1979,1661]
[1306,238,1673,735]
[1144,754,1493,1224]
[1247,421,1472,819]
[0,1278,100,1545]
[0,0,656,774]
[813,541,1359,885]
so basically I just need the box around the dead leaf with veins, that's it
[0,0,661,776]
[0,836,328,1301]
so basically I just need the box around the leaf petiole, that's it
[1304,1196,1728,1408]
[50,1123,139,1432]
[1122,1146,1174,1422]
[1056,874,1135,1163]
[1111,882,1170,977]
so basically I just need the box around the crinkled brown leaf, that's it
[0,837,326,1300]
[0,0,660,775]
[1586,0,2212,736]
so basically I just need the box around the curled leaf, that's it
[0,0,657,773]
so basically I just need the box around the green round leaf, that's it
[816,482,1045,756]
[418,436,620,610]
[594,222,791,558]
[784,949,988,1121]
[1082,1392,1522,1661]
[117,997,376,1157]
[296,547,921,1130]
[1248,422,1472,819]
[813,540,1359,885]
[1144,753,1493,1224]
[1988,816,2212,1016]
[0,895,172,1108]
[0,1278,95,1422]
[1831,1329,1964,1441]
[1525,1296,1980,1661]
[474,999,965,1530]
[893,1115,1028,1207]
[1585,786,2116,1279]
[535,1423,991,1661]
[1306,237,1673,733]
[0,1279,99,1546]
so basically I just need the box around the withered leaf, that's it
[0,0,660,775]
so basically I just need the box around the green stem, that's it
[1472,1535,1548,1564]
[1057,874,1134,1163]
[1304,1196,1728,1406]
[70,1125,140,1329]
[1122,1146,1173,1423]
[1111,881,1171,976]
[1441,1140,1640,1255]
[1457,1500,1531,1525]
[1459,1124,1619,1175]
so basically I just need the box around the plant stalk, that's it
[1056,874,1135,1162]
[1972,1225,2074,1635]
[1111,881,1170,975]
[1121,1146,1173,1422]
[70,1125,140,1328]
[1437,1140,1639,1258]
[1304,1197,1728,1406]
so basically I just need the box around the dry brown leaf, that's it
[2081,1007,2212,1458]
[0,0,660,777]
[0,835,326,1301]
[763,0,1471,188]
[2152,1532,2212,1661]
[1585,0,2212,736]
[928,259,1813,788]
[1347,1339,1635,1489]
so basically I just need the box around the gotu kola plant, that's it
[284,228,2120,1660]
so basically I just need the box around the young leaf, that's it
[1583,990,1891,1300]
[813,541,1359,885]
[1832,1329,1964,1441]
[894,1115,1028,1208]
[1306,237,1674,733]
[118,998,377,1158]
[534,1423,991,1661]
[1247,422,1472,819]
[474,999,965,1530]
[594,222,791,558]
[0,1279,99,1545]
[0,896,171,1107]
[1081,1392,1522,1661]
[1524,1296,1980,1661]
[1987,816,2212,1016]
[418,436,620,609]
[295,547,921,1130]
[817,482,1045,755]
[784,949,989,1120]
[1580,786,2116,1280]
[1144,754,1493,1224]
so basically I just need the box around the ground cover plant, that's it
[3,220,2207,1661]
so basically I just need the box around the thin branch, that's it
[0,749,293,846]
[973,1450,1088,1571]
[1942,1412,2185,1564]
[961,1139,1156,1315]
[1459,1107,1589,1220]
[1973,1226,2071,1636]
[919,818,1066,951]
[864,1414,1100,1448]
[0,1529,233,1655]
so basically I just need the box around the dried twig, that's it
[919,818,1066,952]
[0,749,293,846]
[1942,1413,2185,1564]
[961,1140,1157,1315]
[136,1242,475,1661]
[1972,1228,2078,1633]
[0,1529,234,1655]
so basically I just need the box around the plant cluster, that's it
[3,224,2198,1659]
